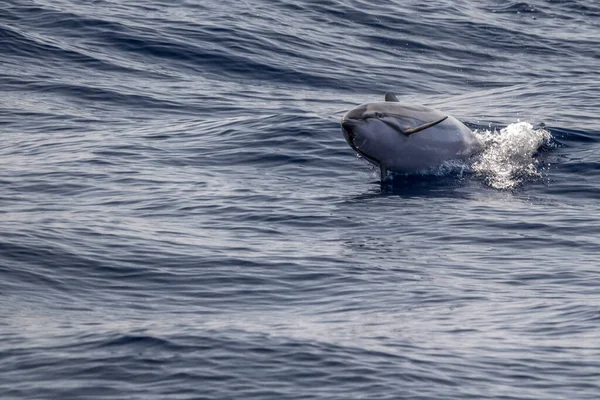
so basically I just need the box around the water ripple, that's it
[2,0,600,398]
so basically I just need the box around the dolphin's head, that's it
[341,103,402,167]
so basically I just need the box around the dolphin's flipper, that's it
[384,92,399,102]
[383,116,448,137]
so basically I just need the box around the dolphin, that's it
[341,92,482,181]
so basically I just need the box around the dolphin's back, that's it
[351,102,445,120]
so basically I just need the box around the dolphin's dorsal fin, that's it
[383,116,448,137]
[385,92,399,102]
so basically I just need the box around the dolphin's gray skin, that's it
[341,93,482,181]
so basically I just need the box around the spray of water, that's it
[472,122,551,190]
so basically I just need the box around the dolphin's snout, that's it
[341,118,354,131]
[341,119,357,144]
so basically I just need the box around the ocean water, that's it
[2,0,600,398]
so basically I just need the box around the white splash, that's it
[472,122,551,190]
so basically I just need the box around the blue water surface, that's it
[2,0,600,399]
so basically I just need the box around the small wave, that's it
[472,122,552,190]
[412,159,471,177]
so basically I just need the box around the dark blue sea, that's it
[2,0,600,398]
